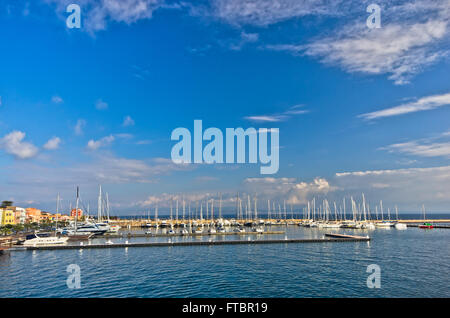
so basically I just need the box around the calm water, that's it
[1,224,449,297]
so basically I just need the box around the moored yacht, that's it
[23,233,68,246]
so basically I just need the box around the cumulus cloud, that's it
[359,92,450,120]
[0,131,38,159]
[243,176,335,204]
[87,135,115,150]
[43,136,61,150]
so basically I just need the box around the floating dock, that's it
[325,233,369,239]
[24,235,370,251]
[105,230,284,238]
[406,224,450,229]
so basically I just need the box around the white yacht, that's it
[394,223,407,230]
[376,221,394,228]
[23,233,68,246]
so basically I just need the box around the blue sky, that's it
[0,0,450,214]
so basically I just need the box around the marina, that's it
[1,222,449,298]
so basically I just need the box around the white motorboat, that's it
[23,233,68,246]
[394,223,407,230]
[376,221,394,228]
[95,222,111,232]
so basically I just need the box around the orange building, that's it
[26,208,42,223]
[70,208,83,218]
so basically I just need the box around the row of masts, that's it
[140,193,409,222]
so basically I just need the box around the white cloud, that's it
[244,104,308,122]
[335,165,450,208]
[209,0,342,26]
[0,131,38,159]
[74,119,86,135]
[359,92,450,120]
[3,155,195,207]
[51,95,63,104]
[122,115,135,127]
[265,0,450,84]
[243,176,335,204]
[87,135,115,150]
[95,99,108,110]
[382,131,450,158]
[46,0,168,33]
[228,31,259,50]
[43,136,61,150]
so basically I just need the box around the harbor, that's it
[2,221,449,298]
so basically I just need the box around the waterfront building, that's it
[70,208,83,218]
[0,208,16,225]
[26,208,42,223]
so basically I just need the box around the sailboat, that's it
[419,205,433,229]
[394,205,407,230]
[375,200,394,228]
[67,187,94,240]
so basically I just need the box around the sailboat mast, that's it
[97,185,102,222]
[75,187,79,233]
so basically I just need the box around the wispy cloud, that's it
[95,99,108,110]
[45,0,172,33]
[265,1,450,84]
[335,165,450,207]
[209,0,343,26]
[382,131,450,158]
[51,95,63,104]
[122,115,135,127]
[228,31,259,50]
[74,119,86,135]
[244,105,308,122]
[359,92,450,120]
[0,131,38,159]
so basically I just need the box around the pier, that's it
[105,230,284,238]
[23,235,370,251]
